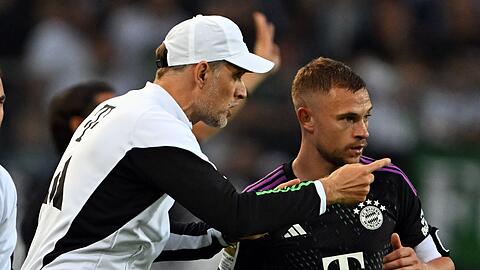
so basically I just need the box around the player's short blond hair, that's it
[291,57,366,109]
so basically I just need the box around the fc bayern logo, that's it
[354,200,386,230]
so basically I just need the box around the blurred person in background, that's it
[23,0,108,99]
[0,70,18,270]
[48,82,116,155]
[218,57,454,270]
[106,0,189,92]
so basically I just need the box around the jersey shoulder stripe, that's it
[242,165,285,192]
[360,156,417,196]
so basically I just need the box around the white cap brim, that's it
[225,53,274,74]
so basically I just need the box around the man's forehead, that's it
[225,62,247,73]
[314,87,369,101]
[310,87,372,111]
[337,90,371,112]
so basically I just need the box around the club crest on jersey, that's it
[354,199,385,230]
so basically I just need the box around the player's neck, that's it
[293,143,338,181]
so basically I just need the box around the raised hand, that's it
[241,11,281,93]
[252,11,281,71]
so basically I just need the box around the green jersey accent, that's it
[256,181,315,195]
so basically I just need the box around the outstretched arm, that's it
[192,11,281,142]
[131,146,389,239]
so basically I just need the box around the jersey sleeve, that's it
[428,226,450,257]
[0,166,17,269]
[155,220,226,261]
[395,170,430,247]
[127,146,323,239]
[394,167,450,258]
[413,226,450,262]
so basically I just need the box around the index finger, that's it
[364,158,391,173]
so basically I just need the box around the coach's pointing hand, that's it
[320,158,391,205]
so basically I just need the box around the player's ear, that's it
[297,107,314,133]
[69,116,85,133]
[193,61,209,89]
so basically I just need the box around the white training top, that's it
[0,164,17,270]
[22,82,208,270]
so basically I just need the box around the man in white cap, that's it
[0,70,17,270]
[21,15,390,269]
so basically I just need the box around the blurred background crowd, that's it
[0,0,479,269]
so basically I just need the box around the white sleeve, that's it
[164,228,228,251]
[0,165,17,270]
[414,235,442,262]
[155,221,225,261]
[313,181,327,215]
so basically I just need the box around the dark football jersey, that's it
[219,156,449,270]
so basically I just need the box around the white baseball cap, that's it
[163,15,274,73]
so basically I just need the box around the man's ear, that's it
[193,61,210,89]
[69,116,84,133]
[297,107,315,133]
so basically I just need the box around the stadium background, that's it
[0,0,478,269]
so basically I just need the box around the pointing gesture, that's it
[365,158,392,173]
[320,158,391,205]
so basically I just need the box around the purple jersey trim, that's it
[243,165,284,192]
[259,176,288,191]
[360,156,417,196]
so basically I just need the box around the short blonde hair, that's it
[291,57,366,109]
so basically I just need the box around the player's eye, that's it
[344,116,356,123]
[234,71,244,80]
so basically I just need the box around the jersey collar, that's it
[144,82,193,129]
[283,160,296,180]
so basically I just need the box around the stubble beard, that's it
[201,77,229,129]
[202,108,228,128]
[316,145,361,170]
